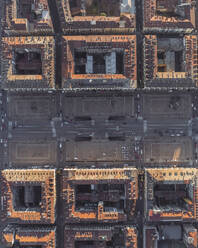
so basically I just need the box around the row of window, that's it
[3,0,196,34]
[1,168,197,224]
[2,35,197,89]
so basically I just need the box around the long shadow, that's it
[47,0,62,89]
[136,0,144,88]
[46,2,63,248]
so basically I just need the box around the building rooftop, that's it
[61,35,137,89]
[2,0,53,35]
[62,168,138,222]
[143,0,196,32]
[57,0,136,34]
[65,225,138,248]
[145,168,198,221]
[1,36,55,89]
[144,224,197,248]
[0,1,198,248]
[1,169,56,224]
[143,35,198,87]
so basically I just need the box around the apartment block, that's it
[65,225,137,248]
[61,168,138,222]
[62,35,137,88]
[1,36,55,89]
[1,169,56,224]
[145,168,198,221]
[143,35,198,87]
[3,226,56,248]
[144,225,197,248]
[2,0,53,35]
[57,0,136,34]
[143,0,196,32]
